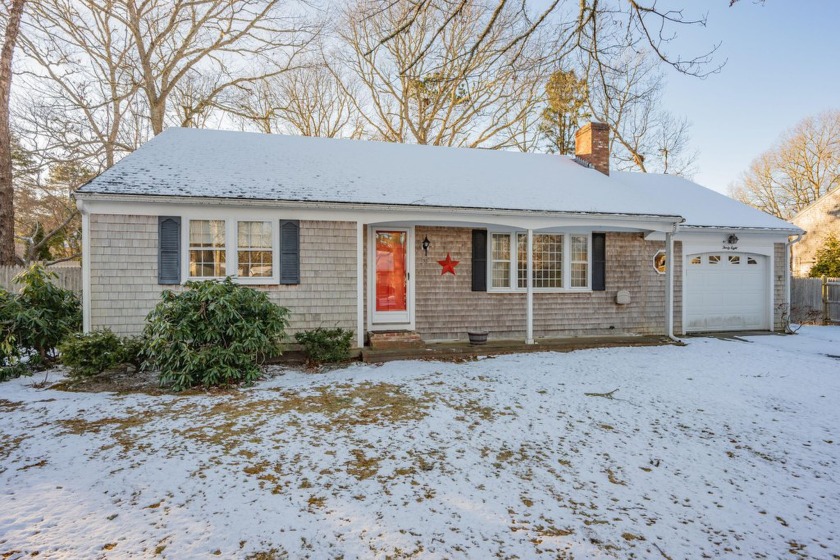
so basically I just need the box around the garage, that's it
[684,252,769,332]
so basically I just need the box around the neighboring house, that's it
[791,189,840,276]
[74,123,802,347]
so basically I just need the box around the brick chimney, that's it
[575,122,610,176]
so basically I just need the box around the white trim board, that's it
[76,197,683,234]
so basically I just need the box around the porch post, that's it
[526,229,534,344]
[665,231,674,338]
[356,221,364,348]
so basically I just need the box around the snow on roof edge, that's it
[74,190,685,221]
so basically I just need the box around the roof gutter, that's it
[680,224,804,235]
[74,191,686,226]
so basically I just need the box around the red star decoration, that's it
[437,252,459,275]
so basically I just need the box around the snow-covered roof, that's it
[78,127,800,232]
[76,128,672,217]
[612,172,800,231]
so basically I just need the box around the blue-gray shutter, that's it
[592,233,606,291]
[471,229,487,292]
[158,216,181,285]
[279,220,300,285]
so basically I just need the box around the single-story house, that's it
[74,123,803,347]
[791,188,840,277]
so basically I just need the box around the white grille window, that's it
[518,234,563,288]
[189,220,226,277]
[571,235,588,287]
[491,234,511,288]
[489,232,589,291]
[237,221,273,278]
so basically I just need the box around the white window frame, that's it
[187,219,228,280]
[487,231,592,293]
[185,218,280,285]
[236,220,276,281]
[490,233,513,289]
[570,234,590,288]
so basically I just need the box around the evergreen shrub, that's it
[143,279,289,391]
[294,327,354,364]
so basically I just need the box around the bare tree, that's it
[19,0,143,170]
[231,60,363,138]
[652,111,696,176]
[586,49,696,175]
[115,0,318,136]
[362,1,723,80]
[338,0,549,148]
[731,110,840,219]
[9,0,318,265]
[0,0,25,265]
[8,136,86,265]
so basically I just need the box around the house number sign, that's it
[722,234,739,251]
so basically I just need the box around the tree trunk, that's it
[149,98,165,136]
[0,0,26,265]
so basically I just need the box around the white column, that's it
[526,229,534,344]
[81,209,91,333]
[665,231,674,338]
[356,221,365,348]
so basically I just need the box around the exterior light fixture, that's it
[422,236,431,255]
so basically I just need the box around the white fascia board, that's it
[646,229,788,257]
[646,228,794,244]
[74,193,683,232]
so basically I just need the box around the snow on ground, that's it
[1,327,839,559]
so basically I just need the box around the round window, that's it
[653,250,666,274]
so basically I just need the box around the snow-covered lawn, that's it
[2,328,839,559]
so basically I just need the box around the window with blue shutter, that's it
[471,229,487,291]
[279,220,300,285]
[592,232,606,291]
[158,216,181,285]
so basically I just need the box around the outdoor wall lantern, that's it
[422,236,431,255]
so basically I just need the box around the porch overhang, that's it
[76,192,684,234]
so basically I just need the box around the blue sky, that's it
[659,1,840,194]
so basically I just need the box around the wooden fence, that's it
[0,265,82,297]
[790,276,840,324]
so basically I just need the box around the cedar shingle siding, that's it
[89,215,357,336]
[412,227,683,340]
[90,216,782,340]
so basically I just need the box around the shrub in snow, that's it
[294,327,354,364]
[59,329,140,378]
[1,265,81,380]
[142,279,289,391]
[120,336,145,368]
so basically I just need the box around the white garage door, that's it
[684,253,769,332]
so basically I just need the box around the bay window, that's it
[489,232,589,291]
